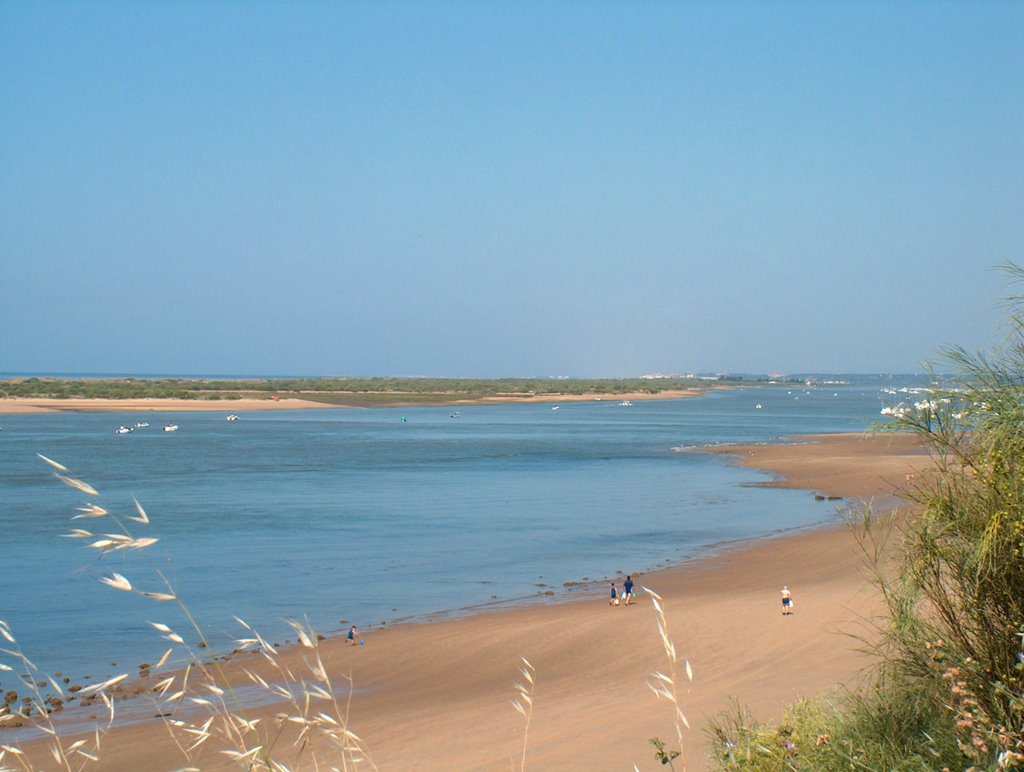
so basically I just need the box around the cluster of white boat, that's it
[115,421,176,434]
[878,387,974,420]
[879,399,965,420]
[115,415,239,434]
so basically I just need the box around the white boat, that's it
[115,426,133,434]
[134,421,149,428]
[226,414,239,421]
[163,424,179,432]
[620,400,633,407]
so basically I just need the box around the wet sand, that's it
[11,432,931,770]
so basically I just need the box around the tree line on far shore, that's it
[0,375,793,404]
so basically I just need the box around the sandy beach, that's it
[0,397,337,415]
[12,432,930,770]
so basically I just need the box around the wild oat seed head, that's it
[129,498,150,524]
[140,591,177,601]
[73,504,109,519]
[100,573,133,592]
[155,648,174,670]
[36,454,68,472]
[55,474,100,497]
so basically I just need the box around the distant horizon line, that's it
[0,370,934,382]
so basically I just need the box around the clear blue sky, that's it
[2,1,1021,377]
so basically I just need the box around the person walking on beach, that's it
[781,586,793,615]
[609,582,619,606]
[347,625,359,645]
[623,575,635,605]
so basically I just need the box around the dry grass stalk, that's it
[0,618,117,772]
[511,656,536,771]
[643,586,692,770]
[2,456,379,771]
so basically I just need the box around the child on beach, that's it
[623,575,634,605]
[609,582,619,606]
[347,625,359,644]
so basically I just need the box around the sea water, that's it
[0,380,912,683]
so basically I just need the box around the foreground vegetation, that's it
[0,375,783,405]
[711,268,1024,770]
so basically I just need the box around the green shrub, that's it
[710,264,1024,771]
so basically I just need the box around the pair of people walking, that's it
[609,575,635,606]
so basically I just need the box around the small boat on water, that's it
[226,414,239,421]
[135,421,149,428]
[620,400,633,407]
[163,424,179,433]
[115,426,133,434]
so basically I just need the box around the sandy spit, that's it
[0,390,707,415]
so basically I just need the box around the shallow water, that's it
[0,379,912,684]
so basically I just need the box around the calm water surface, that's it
[1,382,906,682]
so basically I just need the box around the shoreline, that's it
[11,431,932,770]
[0,389,704,414]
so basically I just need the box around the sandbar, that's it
[0,390,704,415]
[0,397,338,415]
[12,432,931,770]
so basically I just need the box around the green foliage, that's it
[650,736,682,768]
[711,696,957,771]
[0,376,724,403]
[710,264,1024,771]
